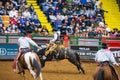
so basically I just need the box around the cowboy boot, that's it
[17,61,24,74]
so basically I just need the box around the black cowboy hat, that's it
[101,42,108,49]
[21,30,27,36]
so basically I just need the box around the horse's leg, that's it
[29,67,36,79]
[25,57,36,79]
[39,72,43,80]
[21,71,25,80]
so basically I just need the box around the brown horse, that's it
[93,62,119,80]
[17,52,43,80]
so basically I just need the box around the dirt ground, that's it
[0,60,120,80]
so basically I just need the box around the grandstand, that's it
[0,0,120,38]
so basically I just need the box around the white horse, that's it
[17,52,43,80]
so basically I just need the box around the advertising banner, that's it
[109,47,120,63]
[71,46,98,61]
[0,44,18,60]
[32,36,53,47]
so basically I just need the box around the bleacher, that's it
[0,0,120,38]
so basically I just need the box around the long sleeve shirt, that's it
[18,37,38,49]
[95,49,117,65]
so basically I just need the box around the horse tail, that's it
[97,68,104,80]
[33,58,40,77]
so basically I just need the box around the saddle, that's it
[99,61,119,80]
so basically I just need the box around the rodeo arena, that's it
[0,0,120,80]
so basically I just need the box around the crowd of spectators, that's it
[0,0,45,34]
[0,0,120,38]
[40,0,120,38]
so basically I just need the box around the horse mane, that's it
[97,68,104,80]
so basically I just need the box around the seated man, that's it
[44,29,61,59]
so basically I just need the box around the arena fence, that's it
[0,34,120,63]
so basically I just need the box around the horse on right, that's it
[93,61,120,80]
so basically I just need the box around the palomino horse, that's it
[36,45,85,74]
[93,61,119,80]
[17,52,43,80]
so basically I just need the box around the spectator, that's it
[16,20,23,32]
[22,8,31,18]
[32,17,41,27]
[0,23,4,33]
[9,7,18,18]
[68,24,74,35]
[54,16,62,30]
[116,31,120,37]
[54,6,61,15]
[96,30,102,37]
[88,29,97,37]
[18,9,22,17]
[25,20,31,33]
[40,25,49,36]
[19,3,26,12]
[29,22,36,33]
[28,4,34,14]
[0,16,3,24]
[49,12,56,25]
[0,1,6,15]
[74,26,81,36]
[109,31,116,38]
[4,2,12,15]
[113,28,118,36]
[60,24,68,36]
[32,27,41,35]
[31,11,38,20]
[10,16,18,25]
[95,0,102,9]
[46,5,54,16]
[19,16,27,26]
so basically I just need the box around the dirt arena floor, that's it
[0,60,120,80]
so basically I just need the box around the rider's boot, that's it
[17,61,24,74]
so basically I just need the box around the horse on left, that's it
[13,52,43,80]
